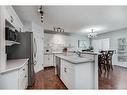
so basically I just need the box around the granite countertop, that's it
[1,59,29,73]
[55,54,95,64]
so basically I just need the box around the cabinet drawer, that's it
[61,60,75,89]
[44,54,53,67]
[62,60,74,70]
[19,63,27,77]
[18,63,28,89]
[19,73,28,89]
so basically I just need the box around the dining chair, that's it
[107,50,114,70]
[99,50,109,73]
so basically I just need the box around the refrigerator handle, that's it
[34,60,37,65]
[34,38,37,59]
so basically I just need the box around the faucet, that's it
[75,51,82,57]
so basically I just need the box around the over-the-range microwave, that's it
[5,27,17,41]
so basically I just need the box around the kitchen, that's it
[0,5,127,89]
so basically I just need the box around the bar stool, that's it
[99,50,108,73]
[107,50,114,70]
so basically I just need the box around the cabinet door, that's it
[5,6,24,32]
[44,54,53,67]
[18,63,28,89]
[5,6,16,27]
[4,7,11,22]
[49,54,53,66]
[60,60,68,88]
[44,55,48,67]
[60,59,74,89]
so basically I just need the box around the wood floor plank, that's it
[27,67,67,89]
[28,65,127,89]
[99,65,127,89]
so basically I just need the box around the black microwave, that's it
[5,27,17,41]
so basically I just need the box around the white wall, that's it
[93,28,127,67]
[44,33,90,52]
[92,38,110,52]
[23,21,32,32]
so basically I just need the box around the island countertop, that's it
[54,53,95,64]
[1,59,29,73]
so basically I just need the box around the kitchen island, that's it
[54,52,98,89]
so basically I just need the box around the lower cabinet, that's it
[60,59,75,89]
[44,54,53,67]
[60,59,94,89]
[18,63,28,89]
[0,63,28,89]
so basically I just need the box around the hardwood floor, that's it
[99,65,127,89]
[28,67,67,89]
[28,65,127,89]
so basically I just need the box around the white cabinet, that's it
[60,59,94,89]
[0,62,28,89]
[60,59,75,89]
[4,6,24,32]
[18,63,28,89]
[0,6,25,72]
[44,54,53,67]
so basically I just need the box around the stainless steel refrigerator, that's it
[6,32,37,86]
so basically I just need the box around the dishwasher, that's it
[56,56,61,77]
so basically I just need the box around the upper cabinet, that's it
[4,6,24,32]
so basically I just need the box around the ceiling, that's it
[13,6,127,35]
[13,6,42,26]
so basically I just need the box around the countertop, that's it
[52,51,63,54]
[81,51,101,55]
[1,59,29,73]
[55,54,95,64]
[44,51,63,55]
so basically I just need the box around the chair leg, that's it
[110,61,113,70]
[103,64,107,73]
[107,64,110,72]
[98,64,102,74]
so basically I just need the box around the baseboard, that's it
[44,66,55,69]
[114,65,127,69]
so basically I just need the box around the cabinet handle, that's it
[10,16,14,23]
[64,67,67,72]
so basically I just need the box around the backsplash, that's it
[44,33,90,52]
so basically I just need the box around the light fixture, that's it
[88,29,97,38]
[38,6,44,23]
[53,27,64,32]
